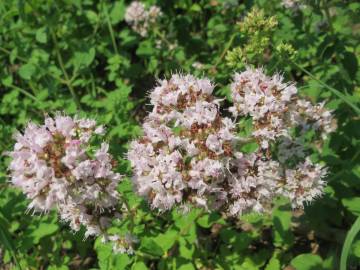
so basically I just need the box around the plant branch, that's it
[102,1,119,55]
[215,33,237,67]
[153,28,173,48]
[340,216,360,270]
[8,84,38,102]
[50,30,81,109]
[289,60,360,115]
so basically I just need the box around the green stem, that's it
[51,30,81,109]
[8,84,38,102]
[289,60,360,115]
[351,149,360,163]
[340,216,360,270]
[270,42,359,114]
[215,33,237,67]
[102,1,118,55]
[322,0,335,36]
[0,216,23,270]
[269,58,281,73]
[153,28,172,48]
[121,196,135,233]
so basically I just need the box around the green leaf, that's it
[179,238,195,259]
[240,142,259,153]
[190,4,201,12]
[2,75,13,87]
[18,63,36,80]
[265,257,281,270]
[110,1,125,24]
[239,249,271,269]
[73,47,96,68]
[216,85,231,101]
[291,254,323,270]
[95,240,112,269]
[197,212,223,228]
[85,10,99,24]
[342,197,360,216]
[136,41,154,57]
[36,89,49,101]
[178,263,195,270]
[153,228,178,252]
[115,254,132,269]
[30,222,59,244]
[139,237,164,257]
[220,228,254,252]
[272,199,294,248]
[173,209,201,228]
[132,262,148,270]
[36,27,47,43]
[322,253,336,270]
[95,239,133,270]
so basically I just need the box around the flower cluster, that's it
[228,153,326,212]
[229,67,335,149]
[192,62,205,70]
[226,153,280,215]
[125,1,162,37]
[281,158,327,208]
[225,8,278,69]
[7,114,133,253]
[105,233,139,255]
[128,74,238,212]
[281,0,303,10]
[290,99,335,139]
[227,68,334,211]
[129,71,334,216]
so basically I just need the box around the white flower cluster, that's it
[290,99,335,140]
[281,0,303,10]
[105,233,139,255]
[227,153,280,215]
[229,67,335,149]
[129,71,334,215]
[228,153,326,212]
[128,74,237,212]
[7,114,134,253]
[281,157,327,208]
[125,1,162,37]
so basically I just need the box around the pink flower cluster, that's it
[229,67,335,149]
[128,74,237,212]
[281,0,303,10]
[129,71,334,215]
[228,153,326,212]
[7,115,123,239]
[105,233,139,255]
[125,1,162,37]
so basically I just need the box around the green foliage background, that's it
[0,0,359,269]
